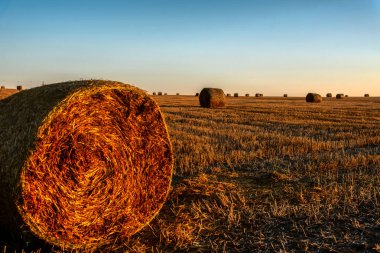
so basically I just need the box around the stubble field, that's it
[1,90,379,252]
[128,95,380,252]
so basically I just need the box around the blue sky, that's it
[0,0,379,95]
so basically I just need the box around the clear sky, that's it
[0,0,379,96]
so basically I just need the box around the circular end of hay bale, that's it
[364,94,369,97]
[326,93,332,97]
[336,93,344,99]
[283,94,288,97]
[11,81,173,250]
[199,88,226,108]
[306,93,322,103]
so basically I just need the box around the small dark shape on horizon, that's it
[199,88,226,108]
[306,93,322,103]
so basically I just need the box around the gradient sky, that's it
[0,0,379,96]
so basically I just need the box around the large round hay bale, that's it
[195,92,199,96]
[152,92,157,95]
[364,94,369,97]
[245,93,249,97]
[158,91,163,96]
[306,93,322,103]
[283,94,288,97]
[199,88,225,108]
[336,93,344,99]
[0,86,5,89]
[0,80,173,250]
[234,93,238,97]
[326,93,332,97]
[226,93,231,97]
[16,85,22,90]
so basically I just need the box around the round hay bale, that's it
[345,95,348,97]
[364,94,369,97]
[326,93,332,97]
[1,86,5,90]
[306,93,322,103]
[16,85,23,91]
[176,93,179,95]
[164,92,167,95]
[336,93,344,99]
[255,93,260,97]
[157,91,163,96]
[152,92,157,95]
[245,93,249,97]
[283,94,288,97]
[199,88,225,108]
[226,93,231,97]
[234,93,238,97]
[0,80,173,250]
[195,92,199,96]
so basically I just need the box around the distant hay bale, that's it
[255,93,260,97]
[0,86,4,90]
[158,92,163,96]
[164,93,167,95]
[306,93,322,103]
[0,80,173,250]
[16,85,22,90]
[152,92,157,95]
[364,94,369,97]
[326,93,332,97]
[234,93,238,97]
[345,95,348,98]
[195,92,199,96]
[336,93,344,99]
[176,93,180,95]
[283,94,288,97]
[199,88,226,108]
[245,93,249,97]
[226,93,231,97]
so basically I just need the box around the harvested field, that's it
[1,94,380,252]
[0,89,19,100]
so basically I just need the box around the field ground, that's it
[0,89,20,100]
[1,90,380,252]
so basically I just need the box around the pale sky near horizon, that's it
[0,0,379,96]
